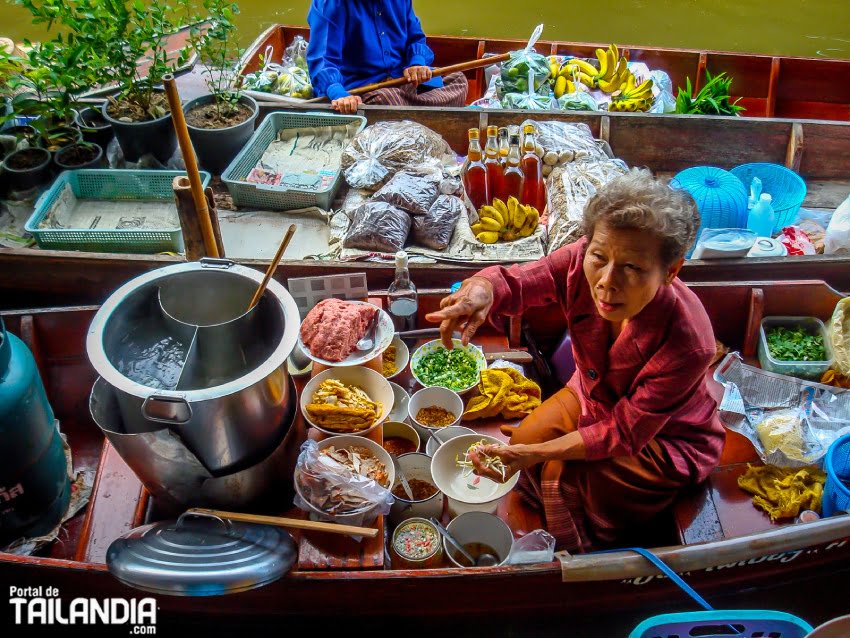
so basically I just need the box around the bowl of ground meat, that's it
[299,299,395,367]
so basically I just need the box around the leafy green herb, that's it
[413,347,480,392]
[675,71,745,116]
[766,326,827,362]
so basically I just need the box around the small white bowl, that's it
[425,425,476,457]
[444,511,514,568]
[431,433,519,518]
[408,386,464,439]
[383,336,410,380]
[294,434,396,526]
[410,338,487,394]
[382,421,420,456]
[301,366,394,437]
[389,452,445,525]
[388,382,410,423]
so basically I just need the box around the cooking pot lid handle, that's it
[175,510,233,534]
[141,395,193,424]
[200,257,235,270]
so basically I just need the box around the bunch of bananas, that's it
[609,73,654,112]
[472,197,540,244]
[549,56,576,98]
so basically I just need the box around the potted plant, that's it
[3,146,53,192]
[96,0,191,164]
[54,141,104,170]
[184,0,258,175]
[74,107,113,154]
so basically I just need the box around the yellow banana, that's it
[476,231,499,244]
[519,208,539,237]
[577,72,596,88]
[597,74,625,94]
[506,196,521,228]
[479,217,502,232]
[513,204,528,231]
[479,205,505,228]
[604,47,618,81]
[608,43,619,62]
[492,198,509,221]
[470,223,485,235]
[554,75,568,98]
[568,58,598,78]
[565,79,575,94]
[595,48,609,80]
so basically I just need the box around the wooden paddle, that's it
[303,52,512,104]
[185,508,380,538]
[163,73,220,259]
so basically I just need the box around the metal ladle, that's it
[429,517,499,568]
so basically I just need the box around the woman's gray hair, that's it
[582,168,700,265]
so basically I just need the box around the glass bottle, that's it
[498,127,510,165]
[483,125,504,204]
[388,250,418,331]
[502,132,524,201]
[462,128,489,211]
[520,123,544,211]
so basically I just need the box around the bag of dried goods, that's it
[371,170,441,215]
[341,120,452,190]
[343,201,412,253]
[411,194,465,250]
[525,120,608,167]
[546,159,629,253]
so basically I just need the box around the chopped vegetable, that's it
[456,439,507,483]
[766,326,828,362]
[413,346,481,391]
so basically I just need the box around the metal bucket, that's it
[90,376,298,511]
[86,258,299,475]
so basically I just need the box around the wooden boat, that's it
[2,100,850,311]
[239,24,850,122]
[1,278,849,630]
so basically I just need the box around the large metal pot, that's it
[87,258,299,475]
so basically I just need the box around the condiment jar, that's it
[390,517,443,569]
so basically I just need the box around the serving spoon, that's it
[429,517,499,567]
[356,311,380,351]
[389,454,414,500]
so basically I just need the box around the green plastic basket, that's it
[220,111,366,211]
[25,169,210,254]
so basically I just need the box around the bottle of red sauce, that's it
[483,125,504,203]
[502,132,524,201]
[462,128,489,210]
[520,123,544,211]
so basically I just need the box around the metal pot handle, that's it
[141,395,193,424]
[200,257,235,270]
[175,511,233,534]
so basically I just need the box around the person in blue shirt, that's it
[307,0,468,113]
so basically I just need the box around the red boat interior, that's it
[239,25,850,122]
[1,279,843,575]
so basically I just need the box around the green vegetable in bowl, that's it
[414,347,480,391]
[766,326,827,362]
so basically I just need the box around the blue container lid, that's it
[671,166,749,229]
[451,282,462,293]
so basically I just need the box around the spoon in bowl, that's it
[389,454,414,500]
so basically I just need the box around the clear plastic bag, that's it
[648,70,676,114]
[501,48,550,95]
[779,226,817,256]
[501,70,556,111]
[343,201,412,252]
[293,440,394,529]
[748,405,824,466]
[411,194,464,250]
[507,529,556,565]
[558,91,598,112]
[525,120,607,164]
[341,120,452,191]
[829,298,850,377]
[282,35,309,71]
[371,170,440,215]
[825,196,850,255]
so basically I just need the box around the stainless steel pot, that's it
[87,258,299,475]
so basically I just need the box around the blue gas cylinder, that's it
[0,318,70,545]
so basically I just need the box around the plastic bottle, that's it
[388,251,418,332]
[746,193,776,238]
[483,125,504,204]
[747,176,763,210]
[462,128,489,211]
[520,123,544,211]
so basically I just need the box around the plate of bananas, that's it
[471,196,540,245]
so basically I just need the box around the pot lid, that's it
[106,511,297,596]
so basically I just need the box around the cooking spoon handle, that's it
[186,508,379,538]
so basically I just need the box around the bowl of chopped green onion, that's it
[758,316,834,380]
[410,339,487,395]
[431,434,519,518]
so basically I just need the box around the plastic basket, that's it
[221,111,366,211]
[823,433,850,517]
[24,169,210,254]
[629,610,813,638]
[731,163,807,234]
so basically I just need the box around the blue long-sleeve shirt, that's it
[307,0,443,100]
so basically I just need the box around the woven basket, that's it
[671,166,748,229]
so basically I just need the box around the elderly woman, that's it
[426,170,724,551]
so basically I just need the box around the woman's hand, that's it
[469,444,540,483]
[331,95,362,114]
[404,65,433,87]
[424,277,495,347]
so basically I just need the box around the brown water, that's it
[2,0,850,59]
